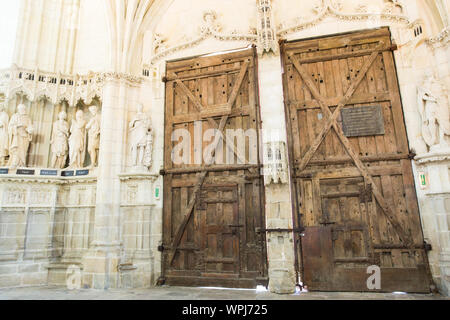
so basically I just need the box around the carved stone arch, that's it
[35,90,56,105]
[84,94,102,107]
[57,97,70,107]
[419,0,447,35]
[9,87,34,103]
[35,93,52,104]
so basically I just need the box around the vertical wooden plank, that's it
[312,178,322,225]
[180,186,189,270]
[382,101,398,154]
[380,175,400,244]
[239,183,247,274]
[383,51,409,154]
[401,159,423,244]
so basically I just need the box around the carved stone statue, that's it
[50,111,69,169]
[8,104,34,168]
[129,103,153,169]
[68,110,87,168]
[86,105,101,167]
[418,75,450,152]
[0,104,9,166]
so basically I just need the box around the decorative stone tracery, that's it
[277,0,410,37]
[256,0,278,55]
[147,10,258,66]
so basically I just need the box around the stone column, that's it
[257,54,297,294]
[415,152,450,295]
[82,75,140,289]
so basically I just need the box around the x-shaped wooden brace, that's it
[289,42,412,246]
[167,61,251,265]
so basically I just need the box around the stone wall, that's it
[0,175,96,288]
[0,172,163,289]
[0,0,449,295]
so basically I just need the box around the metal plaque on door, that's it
[341,105,385,137]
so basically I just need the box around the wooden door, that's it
[162,48,268,288]
[281,28,431,292]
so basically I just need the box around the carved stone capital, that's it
[102,72,144,86]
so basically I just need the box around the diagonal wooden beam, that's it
[167,61,251,266]
[170,63,251,169]
[167,114,229,266]
[227,61,250,109]
[291,48,382,172]
[290,42,411,244]
[332,122,412,245]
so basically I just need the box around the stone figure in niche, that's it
[129,103,153,170]
[417,75,450,152]
[86,105,101,167]
[8,104,34,168]
[0,103,9,166]
[68,110,87,168]
[50,111,69,169]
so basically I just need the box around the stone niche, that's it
[118,173,162,288]
[414,152,450,295]
[1,96,102,170]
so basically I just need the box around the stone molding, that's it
[118,172,159,181]
[0,65,104,107]
[415,151,450,164]
[147,10,258,66]
[0,172,97,185]
[102,72,145,87]
[0,66,145,106]
[426,27,450,49]
[277,0,410,37]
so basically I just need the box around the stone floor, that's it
[0,286,448,300]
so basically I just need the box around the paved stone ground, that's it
[0,286,448,300]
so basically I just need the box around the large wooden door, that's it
[282,28,431,292]
[162,48,268,288]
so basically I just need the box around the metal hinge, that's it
[156,277,166,286]
[424,241,432,252]
[157,245,165,252]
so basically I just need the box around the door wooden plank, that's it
[282,28,430,292]
[163,49,267,287]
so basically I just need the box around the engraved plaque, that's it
[17,169,35,175]
[341,105,385,137]
[76,170,89,176]
[40,170,58,176]
[61,170,74,177]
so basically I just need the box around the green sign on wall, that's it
[419,172,427,189]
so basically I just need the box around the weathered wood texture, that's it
[162,48,268,288]
[282,28,431,293]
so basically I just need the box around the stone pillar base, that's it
[264,185,297,295]
[81,243,121,289]
[439,251,450,296]
[268,268,296,294]
[47,262,83,287]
